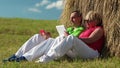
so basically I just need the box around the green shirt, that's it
[66,27,84,37]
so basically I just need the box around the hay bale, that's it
[60,0,120,57]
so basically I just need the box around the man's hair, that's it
[72,10,82,17]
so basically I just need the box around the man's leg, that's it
[15,34,45,57]
[22,38,54,61]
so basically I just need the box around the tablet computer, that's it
[56,25,66,36]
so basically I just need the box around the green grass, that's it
[0,18,120,68]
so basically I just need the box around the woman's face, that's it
[84,20,98,28]
[70,12,82,26]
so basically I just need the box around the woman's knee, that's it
[67,35,75,39]
[66,35,75,41]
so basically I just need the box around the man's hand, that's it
[39,30,51,39]
[64,31,69,36]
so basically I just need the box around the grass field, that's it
[0,18,120,68]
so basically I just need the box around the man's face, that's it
[70,12,82,26]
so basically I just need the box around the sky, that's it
[0,0,64,20]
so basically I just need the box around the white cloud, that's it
[46,2,55,9]
[35,0,50,7]
[28,8,41,13]
[46,0,63,10]
[27,0,64,13]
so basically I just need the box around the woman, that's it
[4,10,84,62]
[36,11,104,63]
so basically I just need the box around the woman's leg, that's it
[39,35,99,62]
[15,34,45,57]
[47,35,65,50]
[66,49,77,59]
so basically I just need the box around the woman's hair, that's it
[85,11,103,26]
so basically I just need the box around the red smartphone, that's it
[39,29,45,35]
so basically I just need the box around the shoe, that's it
[2,59,9,63]
[2,54,17,63]
[36,55,53,63]
[8,54,17,62]
[16,56,27,62]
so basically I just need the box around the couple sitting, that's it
[4,10,104,63]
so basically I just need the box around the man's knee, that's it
[34,34,39,37]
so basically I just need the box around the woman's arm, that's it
[80,27,104,44]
